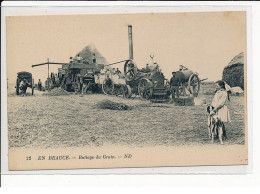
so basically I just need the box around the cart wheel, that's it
[16,78,19,95]
[123,85,132,98]
[32,79,34,95]
[102,78,114,95]
[188,73,200,97]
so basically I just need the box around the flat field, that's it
[7,85,245,149]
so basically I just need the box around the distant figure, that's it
[38,79,42,91]
[19,79,25,95]
[75,54,83,63]
[69,56,73,63]
[179,65,188,71]
[77,76,83,95]
[116,68,121,75]
[146,54,159,72]
[82,81,90,95]
[93,53,96,63]
[106,75,113,86]
[54,74,59,85]
[127,62,135,78]
[20,79,28,96]
[170,72,181,100]
[150,62,159,71]
[145,63,150,71]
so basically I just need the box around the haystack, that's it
[222,52,244,90]
[75,44,109,66]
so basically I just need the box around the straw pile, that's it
[222,52,244,90]
[42,88,70,96]
[96,100,131,110]
[76,44,109,65]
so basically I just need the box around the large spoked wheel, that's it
[124,60,138,82]
[123,85,132,98]
[138,78,152,100]
[31,78,34,95]
[102,78,114,95]
[188,73,200,97]
[16,78,19,95]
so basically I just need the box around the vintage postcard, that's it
[6,11,247,170]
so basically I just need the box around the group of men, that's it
[70,53,97,64]
[73,75,92,96]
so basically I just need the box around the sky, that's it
[6,11,246,84]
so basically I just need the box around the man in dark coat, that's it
[38,79,42,91]
[170,72,180,100]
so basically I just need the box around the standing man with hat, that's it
[170,72,180,100]
[38,79,42,91]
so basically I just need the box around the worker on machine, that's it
[127,62,135,79]
[75,54,83,63]
[170,72,181,100]
[69,57,73,64]
[145,63,150,71]
[179,65,188,71]
[147,54,159,72]
[93,53,96,63]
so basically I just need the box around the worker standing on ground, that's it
[78,76,83,95]
[170,72,180,100]
[38,79,42,91]
[82,81,90,96]
[19,79,25,96]
[116,68,121,75]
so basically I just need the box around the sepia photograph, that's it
[6,11,247,170]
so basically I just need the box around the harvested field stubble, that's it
[8,90,246,149]
[42,88,70,96]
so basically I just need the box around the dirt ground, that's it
[7,85,245,149]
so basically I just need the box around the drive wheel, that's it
[138,78,152,100]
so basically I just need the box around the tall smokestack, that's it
[128,25,133,60]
